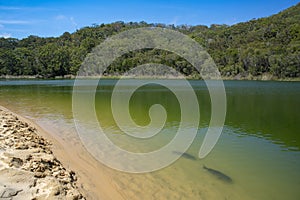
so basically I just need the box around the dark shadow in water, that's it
[203,165,233,183]
[172,151,197,160]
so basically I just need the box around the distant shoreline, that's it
[1,74,300,82]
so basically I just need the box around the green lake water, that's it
[0,79,300,199]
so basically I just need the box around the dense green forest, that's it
[0,3,299,79]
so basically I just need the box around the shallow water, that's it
[1,79,300,199]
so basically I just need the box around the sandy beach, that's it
[0,107,85,199]
[0,105,127,200]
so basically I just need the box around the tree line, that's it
[0,3,299,79]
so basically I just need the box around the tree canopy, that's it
[0,3,299,79]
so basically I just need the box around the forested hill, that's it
[0,3,299,79]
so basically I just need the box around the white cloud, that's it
[0,33,11,38]
[0,20,30,24]
[55,15,78,29]
[55,15,67,20]
[0,6,21,10]
[0,6,56,11]
[70,17,77,28]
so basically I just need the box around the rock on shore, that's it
[0,108,85,200]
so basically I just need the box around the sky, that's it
[0,0,299,39]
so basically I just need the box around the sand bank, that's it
[0,107,85,199]
[0,106,125,200]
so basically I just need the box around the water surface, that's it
[0,79,299,199]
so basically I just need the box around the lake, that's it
[0,79,300,199]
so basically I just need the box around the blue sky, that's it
[0,0,299,39]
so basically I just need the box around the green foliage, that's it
[0,3,299,79]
